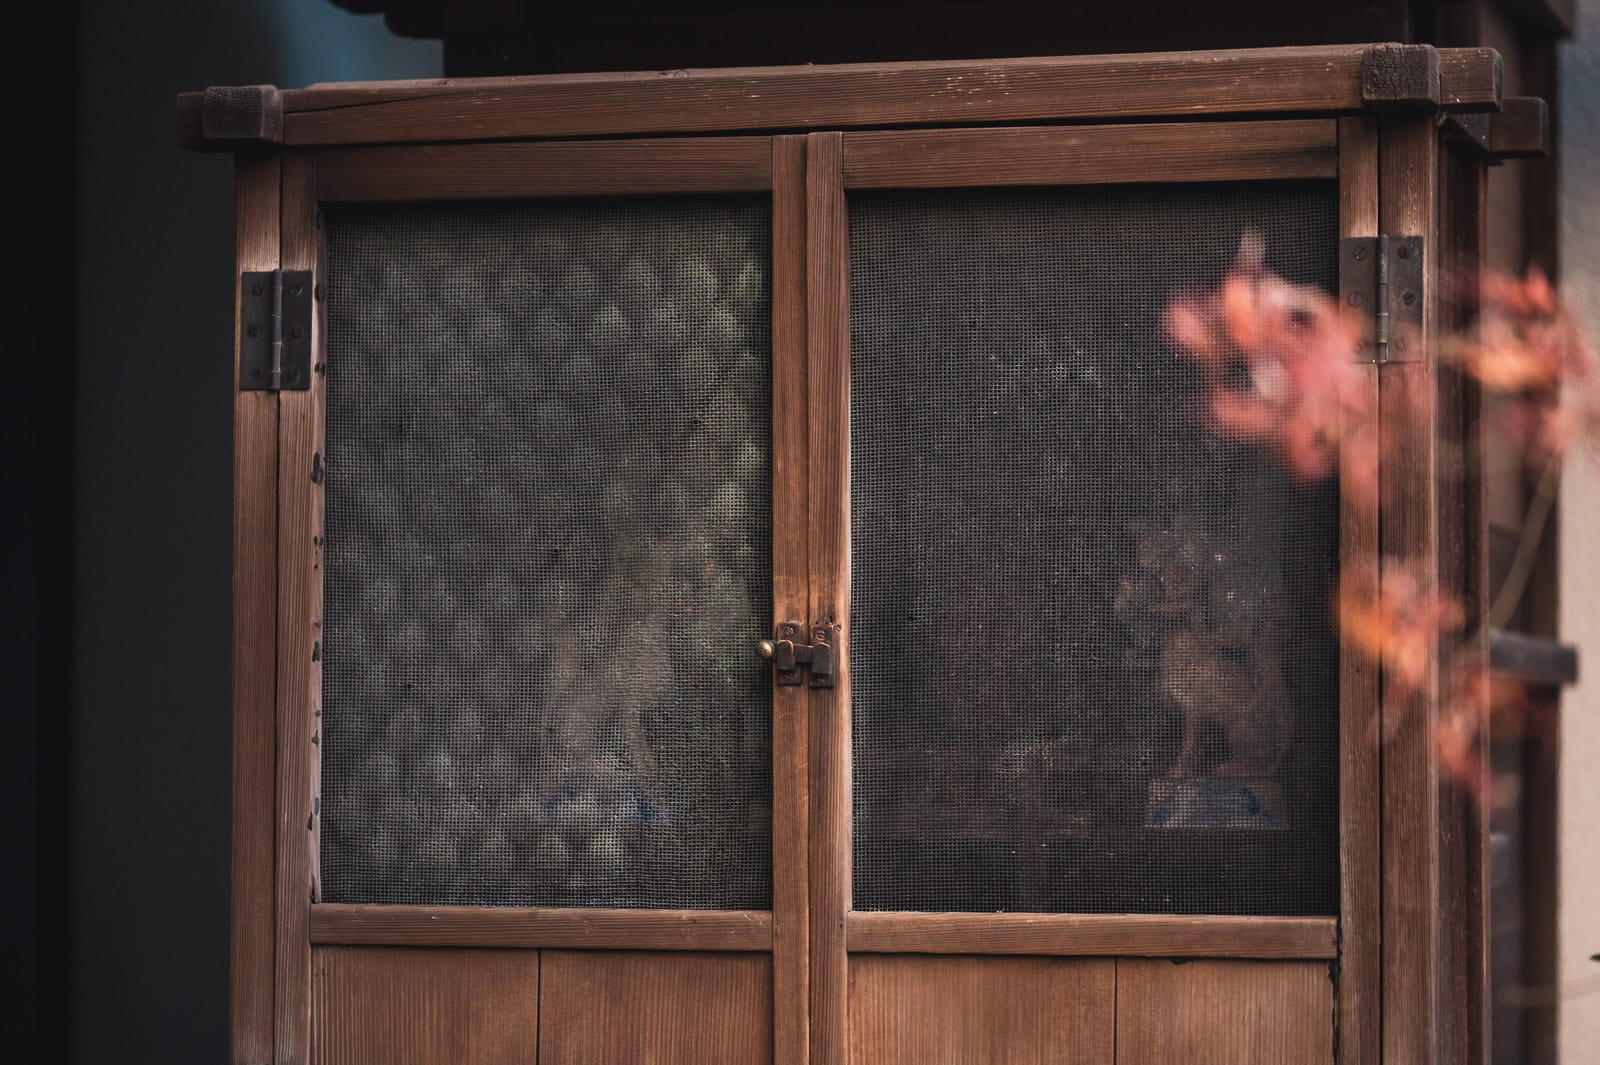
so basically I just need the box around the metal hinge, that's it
[240,269,313,390]
[758,622,838,688]
[1339,235,1424,364]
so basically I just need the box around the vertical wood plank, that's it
[1336,114,1380,1065]
[804,130,850,1065]
[770,134,810,1065]
[539,951,773,1065]
[275,152,324,1065]
[1378,113,1446,1065]
[311,947,539,1065]
[1116,959,1334,1065]
[233,150,281,1065]
[849,955,1114,1065]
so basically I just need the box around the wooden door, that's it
[243,138,811,1065]
[801,120,1384,1065]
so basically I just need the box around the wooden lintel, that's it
[185,46,1378,149]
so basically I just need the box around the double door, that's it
[238,117,1385,1065]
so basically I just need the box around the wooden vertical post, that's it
[806,130,851,1065]
[1380,111,1478,1065]
[1337,114,1382,1065]
[772,133,812,1065]
[232,151,281,1065]
[274,152,324,1065]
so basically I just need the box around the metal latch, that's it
[1339,235,1424,364]
[240,268,313,390]
[758,622,838,688]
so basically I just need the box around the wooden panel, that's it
[841,120,1337,189]
[275,152,324,1065]
[274,47,1375,146]
[805,130,850,1065]
[770,134,810,1065]
[846,913,1335,958]
[1335,114,1380,1065]
[539,951,773,1065]
[1378,113,1445,1065]
[313,138,773,202]
[311,947,538,1065]
[1115,959,1333,1065]
[849,955,1114,1065]
[309,905,771,951]
[232,151,280,1065]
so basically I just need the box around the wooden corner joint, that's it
[1490,97,1551,158]
[1441,97,1548,160]
[178,84,284,150]
[1360,44,1441,109]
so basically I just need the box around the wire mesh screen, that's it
[850,182,1341,916]
[320,197,774,908]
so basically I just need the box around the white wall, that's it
[1560,1,1600,1057]
[73,4,437,1061]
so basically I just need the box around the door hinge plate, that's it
[240,269,313,391]
[1339,236,1424,364]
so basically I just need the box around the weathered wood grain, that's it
[1335,113,1380,1065]
[846,913,1337,958]
[311,947,538,1065]
[308,905,772,951]
[1116,959,1334,1064]
[1378,112,1445,1065]
[770,133,810,1065]
[313,138,773,202]
[849,955,1114,1065]
[232,150,281,1065]
[841,120,1337,189]
[539,952,773,1065]
[805,130,850,1065]
[277,47,1376,146]
[275,152,323,1065]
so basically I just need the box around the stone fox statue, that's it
[1115,522,1293,780]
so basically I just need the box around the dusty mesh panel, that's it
[850,183,1341,916]
[320,197,774,908]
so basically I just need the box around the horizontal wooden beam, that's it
[842,119,1336,189]
[178,85,284,151]
[180,46,1506,150]
[1489,629,1578,688]
[309,904,774,951]
[314,137,774,201]
[1490,97,1551,159]
[846,912,1339,959]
